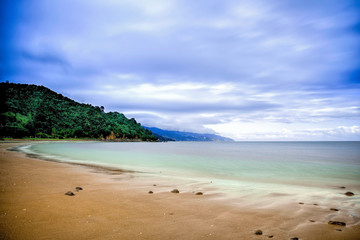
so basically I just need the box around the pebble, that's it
[65,191,75,196]
[328,221,346,226]
[290,238,299,240]
[345,192,354,196]
[171,189,180,193]
[254,230,263,235]
[195,192,203,195]
[75,187,83,191]
[148,191,153,194]
[330,208,339,211]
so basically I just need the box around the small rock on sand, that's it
[268,235,273,238]
[309,220,315,222]
[290,238,299,240]
[195,192,203,195]
[335,229,342,231]
[171,189,180,193]
[328,221,346,226]
[148,191,153,194]
[330,208,339,211]
[298,202,304,204]
[75,187,83,191]
[345,192,354,196]
[65,191,75,196]
[254,230,262,235]
[339,186,346,189]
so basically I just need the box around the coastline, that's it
[0,141,359,239]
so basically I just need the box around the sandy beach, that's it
[0,141,359,240]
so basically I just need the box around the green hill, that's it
[0,82,157,141]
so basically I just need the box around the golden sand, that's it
[0,141,359,240]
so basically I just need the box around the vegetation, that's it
[0,82,157,141]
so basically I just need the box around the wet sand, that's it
[0,141,359,240]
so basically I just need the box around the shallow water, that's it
[21,141,360,219]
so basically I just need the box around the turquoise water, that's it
[21,141,360,215]
[26,141,360,185]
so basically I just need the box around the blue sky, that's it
[1,0,360,140]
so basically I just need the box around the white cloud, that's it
[6,0,360,140]
[205,121,360,141]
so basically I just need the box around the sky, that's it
[1,0,360,141]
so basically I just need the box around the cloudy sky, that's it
[1,0,360,140]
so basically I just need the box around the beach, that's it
[0,141,359,240]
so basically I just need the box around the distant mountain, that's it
[144,127,234,142]
[151,132,175,142]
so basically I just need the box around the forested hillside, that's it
[0,82,157,141]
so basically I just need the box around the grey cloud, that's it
[20,50,71,70]
[3,0,360,139]
[108,100,280,114]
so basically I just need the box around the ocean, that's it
[19,141,360,220]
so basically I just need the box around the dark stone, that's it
[196,192,203,195]
[335,229,342,231]
[254,230,263,235]
[153,184,157,186]
[171,189,179,193]
[309,220,315,222]
[65,191,75,196]
[268,235,273,238]
[298,202,304,204]
[328,221,346,226]
[330,208,339,211]
[313,203,318,206]
[345,192,354,196]
[339,186,346,189]
[75,187,83,191]
[148,191,153,194]
[290,238,299,240]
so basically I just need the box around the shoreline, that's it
[0,140,359,239]
[11,143,138,175]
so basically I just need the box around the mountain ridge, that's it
[144,126,234,142]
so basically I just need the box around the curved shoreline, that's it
[16,141,360,212]
[12,143,139,175]
[1,140,359,240]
